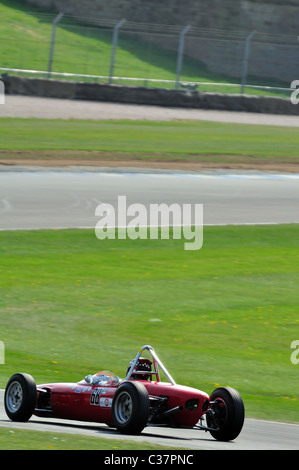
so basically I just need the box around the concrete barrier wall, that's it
[2,74,298,115]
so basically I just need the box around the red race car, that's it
[4,345,244,441]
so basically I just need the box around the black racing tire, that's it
[112,381,150,434]
[207,387,244,441]
[4,373,37,422]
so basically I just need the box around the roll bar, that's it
[125,345,176,385]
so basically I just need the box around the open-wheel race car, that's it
[4,345,245,441]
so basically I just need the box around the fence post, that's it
[176,25,191,89]
[109,19,126,84]
[48,12,64,79]
[241,31,255,94]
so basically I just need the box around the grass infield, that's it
[0,225,298,424]
[1,118,299,167]
[0,427,181,450]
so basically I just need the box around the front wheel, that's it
[112,381,150,434]
[4,373,37,422]
[207,387,244,441]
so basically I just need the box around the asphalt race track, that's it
[0,390,298,450]
[0,167,299,230]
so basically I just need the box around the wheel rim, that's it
[6,381,23,413]
[214,398,227,426]
[114,391,133,424]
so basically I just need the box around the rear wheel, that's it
[4,373,37,422]
[207,387,244,441]
[112,381,150,434]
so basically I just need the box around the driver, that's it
[127,357,152,380]
[84,371,119,386]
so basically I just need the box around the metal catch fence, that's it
[0,11,296,97]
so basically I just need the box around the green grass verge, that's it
[1,118,299,164]
[0,428,181,450]
[0,225,298,423]
[0,0,290,96]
